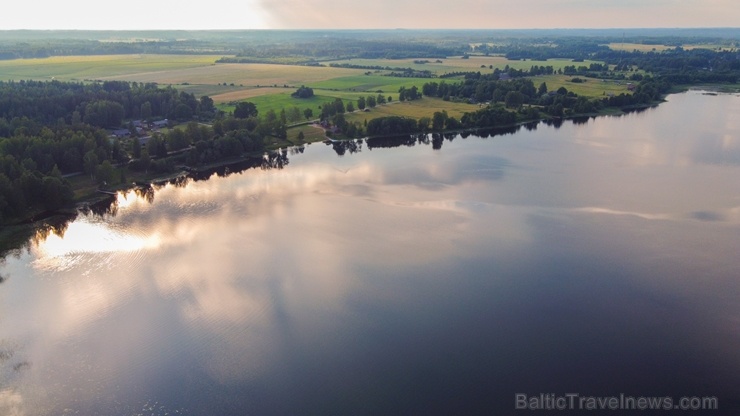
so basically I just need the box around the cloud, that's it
[256,0,740,29]
[3,0,739,30]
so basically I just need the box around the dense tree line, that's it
[219,37,463,62]
[0,80,214,127]
[0,80,220,223]
[0,120,116,221]
[488,40,739,86]
[366,117,418,136]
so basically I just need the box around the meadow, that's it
[529,74,634,97]
[345,98,478,126]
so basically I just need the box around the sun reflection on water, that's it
[32,217,161,270]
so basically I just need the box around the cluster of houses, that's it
[109,119,170,146]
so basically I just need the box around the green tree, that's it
[140,101,153,120]
[288,106,302,123]
[140,148,151,172]
[42,176,73,211]
[304,108,313,120]
[234,102,258,119]
[83,150,99,179]
[538,82,548,96]
[167,129,190,151]
[174,103,193,120]
[96,160,115,185]
[432,111,448,130]
[505,91,525,108]
[199,96,215,115]
[333,98,345,114]
[357,96,366,110]
[147,136,168,158]
[132,137,142,159]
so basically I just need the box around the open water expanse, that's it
[1,91,739,415]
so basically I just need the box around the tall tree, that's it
[234,102,258,119]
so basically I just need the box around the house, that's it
[498,73,512,81]
[626,83,636,91]
[111,128,131,138]
[152,119,169,129]
[137,136,152,147]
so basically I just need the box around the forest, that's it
[0,79,270,223]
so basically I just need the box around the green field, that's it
[529,74,635,97]
[345,98,479,126]
[0,53,626,129]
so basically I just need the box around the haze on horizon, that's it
[4,0,739,31]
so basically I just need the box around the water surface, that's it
[1,91,739,415]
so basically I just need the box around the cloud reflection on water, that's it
[0,91,739,414]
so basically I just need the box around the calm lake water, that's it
[1,91,739,415]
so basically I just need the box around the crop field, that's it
[329,56,605,74]
[0,54,225,81]
[99,63,363,86]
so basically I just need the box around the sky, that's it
[3,0,738,30]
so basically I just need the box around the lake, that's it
[1,91,739,415]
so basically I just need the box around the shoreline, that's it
[0,88,731,231]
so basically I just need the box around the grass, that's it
[529,74,634,98]
[344,98,479,125]
[218,89,407,120]
[286,124,327,145]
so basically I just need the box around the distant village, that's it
[109,118,170,146]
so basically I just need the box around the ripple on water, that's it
[31,215,159,275]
